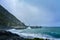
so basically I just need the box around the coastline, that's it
[7,29,60,40]
[0,30,50,40]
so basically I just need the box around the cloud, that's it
[0,0,17,14]
[15,0,54,26]
[0,0,55,26]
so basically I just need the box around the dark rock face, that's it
[0,5,26,28]
[0,30,24,40]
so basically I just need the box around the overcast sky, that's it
[0,0,60,26]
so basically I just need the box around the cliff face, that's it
[0,5,26,28]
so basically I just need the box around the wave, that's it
[7,29,60,40]
[27,27,31,29]
[19,33,60,40]
[46,32,60,38]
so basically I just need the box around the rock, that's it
[0,30,24,40]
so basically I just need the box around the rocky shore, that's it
[0,30,49,40]
[0,30,24,40]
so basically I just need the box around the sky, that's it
[0,0,60,26]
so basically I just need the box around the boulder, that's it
[0,30,24,40]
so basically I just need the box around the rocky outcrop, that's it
[0,30,25,40]
[0,5,26,29]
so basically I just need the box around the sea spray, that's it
[7,27,60,40]
[27,27,31,29]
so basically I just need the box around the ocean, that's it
[7,27,60,40]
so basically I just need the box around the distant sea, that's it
[7,27,60,40]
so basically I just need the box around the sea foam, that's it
[7,29,60,40]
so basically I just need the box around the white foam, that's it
[7,29,60,40]
[19,33,60,40]
[27,27,31,29]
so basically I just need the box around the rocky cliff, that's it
[0,5,26,29]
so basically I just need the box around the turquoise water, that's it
[20,27,60,38]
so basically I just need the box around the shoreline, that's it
[7,29,60,40]
[0,30,50,40]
